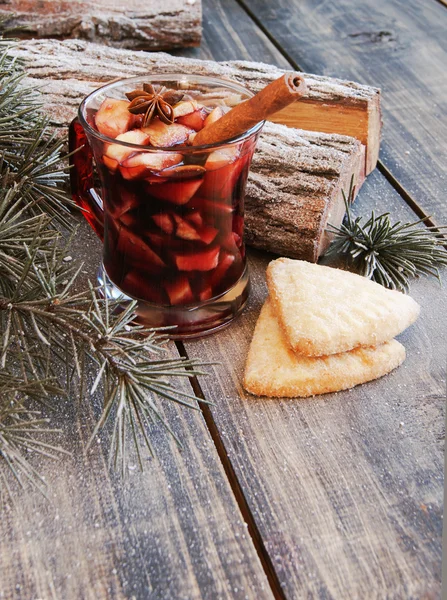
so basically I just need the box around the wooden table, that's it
[1,0,445,598]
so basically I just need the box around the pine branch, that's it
[1,280,212,476]
[0,38,212,492]
[326,177,447,291]
[0,191,212,479]
[0,47,75,229]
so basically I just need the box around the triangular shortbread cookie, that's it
[243,299,406,398]
[266,258,420,356]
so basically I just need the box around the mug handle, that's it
[68,117,104,240]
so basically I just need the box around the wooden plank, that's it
[5,4,443,599]
[11,39,381,176]
[178,0,286,64]
[0,0,202,50]
[240,0,447,220]
[177,5,446,582]
[0,224,273,600]
[182,170,445,598]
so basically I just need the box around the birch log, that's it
[12,38,380,174]
[246,124,364,261]
[13,39,367,261]
[0,0,202,50]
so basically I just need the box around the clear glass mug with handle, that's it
[68,74,264,338]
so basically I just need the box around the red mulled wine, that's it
[69,75,263,337]
[98,137,254,308]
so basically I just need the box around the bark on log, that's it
[13,39,367,261]
[0,0,202,50]
[246,124,365,261]
[11,38,380,174]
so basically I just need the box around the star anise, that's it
[125,83,184,127]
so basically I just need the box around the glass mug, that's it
[69,74,263,338]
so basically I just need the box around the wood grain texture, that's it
[0,225,272,600]
[269,94,381,175]
[240,0,447,220]
[2,1,444,598]
[183,170,445,599]
[176,7,447,584]
[0,0,202,50]
[10,38,381,175]
[184,0,287,64]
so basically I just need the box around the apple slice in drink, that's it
[172,100,198,118]
[220,152,251,200]
[187,132,197,145]
[173,215,201,241]
[95,98,135,138]
[188,198,234,232]
[117,225,166,272]
[203,106,225,128]
[108,187,139,219]
[118,210,139,228]
[142,119,193,147]
[177,108,207,131]
[200,146,241,200]
[197,224,219,245]
[210,252,238,288]
[205,146,240,171]
[185,211,203,228]
[145,232,166,252]
[171,215,218,244]
[196,251,239,299]
[147,177,204,205]
[174,246,220,272]
[103,155,119,173]
[122,270,165,304]
[152,213,175,234]
[221,232,244,263]
[198,285,213,302]
[120,152,182,180]
[146,232,186,254]
[201,149,248,201]
[103,129,150,172]
[165,276,194,305]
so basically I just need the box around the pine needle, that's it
[0,36,211,493]
[326,176,447,291]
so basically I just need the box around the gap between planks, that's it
[175,339,288,600]
[233,0,440,229]
[376,162,443,228]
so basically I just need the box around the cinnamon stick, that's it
[192,72,307,146]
